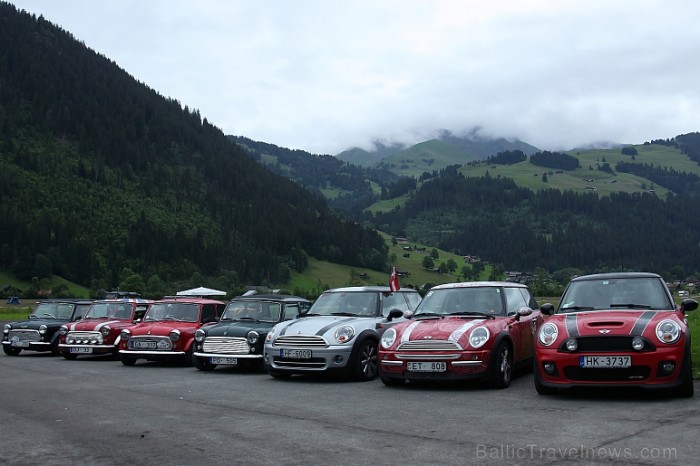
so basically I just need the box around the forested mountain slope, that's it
[0,3,387,294]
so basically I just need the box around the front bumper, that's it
[264,344,354,374]
[535,345,686,389]
[2,340,52,351]
[379,349,492,381]
[59,343,116,355]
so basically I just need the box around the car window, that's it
[560,277,674,312]
[504,287,528,315]
[382,292,410,315]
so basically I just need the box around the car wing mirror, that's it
[540,303,555,316]
[387,308,404,321]
[513,307,533,321]
[681,298,698,313]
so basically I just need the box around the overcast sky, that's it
[10,0,700,155]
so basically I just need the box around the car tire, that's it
[182,345,195,367]
[352,339,379,381]
[379,372,404,386]
[674,348,694,398]
[490,341,512,389]
[62,352,78,360]
[193,355,216,371]
[120,354,137,366]
[3,346,21,356]
[51,339,61,356]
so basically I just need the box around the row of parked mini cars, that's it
[2,272,696,397]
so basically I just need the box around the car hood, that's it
[8,318,69,330]
[205,320,275,337]
[68,318,131,332]
[549,310,681,338]
[273,315,382,339]
[392,317,505,343]
[128,321,201,336]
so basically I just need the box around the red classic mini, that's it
[535,272,697,397]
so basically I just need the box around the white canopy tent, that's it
[176,286,227,297]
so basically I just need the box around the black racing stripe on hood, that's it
[630,311,656,336]
[315,318,357,336]
[565,314,579,337]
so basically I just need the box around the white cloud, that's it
[11,0,700,154]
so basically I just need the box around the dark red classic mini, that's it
[535,272,697,397]
[378,282,541,388]
[58,298,152,359]
[118,296,225,366]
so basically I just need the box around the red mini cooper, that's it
[118,297,225,366]
[378,282,542,388]
[535,272,697,397]
[58,298,152,359]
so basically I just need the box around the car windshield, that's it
[84,302,132,319]
[414,287,504,317]
[305,292,379,317]
[559,277,674,313]
[144,303,199,322]
[221,300,281,322]
[30,302,76,320]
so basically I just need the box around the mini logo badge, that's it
[423,335,432,339]
[599,329,611,334]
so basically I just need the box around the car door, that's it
[503,286,536,361]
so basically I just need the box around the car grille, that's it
[272,357,326,368]
[397,340,463,351]
[67,331,102,344]
[564,366,651,381]
[273,335,328,347]
[202,337,249,354]
[127,336,172,351]
[7,330,40,342]
[560,336,655,352]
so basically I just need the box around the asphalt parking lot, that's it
[1,353,697,466]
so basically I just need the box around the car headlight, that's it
[380,328,397,349]
[538,323,559,346]
[656,320,681,344]
[469,327,490,348]
[100,325,111,337]
[59,325,69,336]
[266,326,277,343]
[120,329,131,340]
[169,329,181,342]
[247,330,259,345]
[194,329,206,343]
[334,325,355,344]
[39,324,47,334]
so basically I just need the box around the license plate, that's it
[134,341,157,349]
[211,357,237,365]
[70,347,93,354]
[407,361,447,372]
[11,341,30,348]
[280,349,312,359]
[579,355,631,368]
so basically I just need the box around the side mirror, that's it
[540,303,555,316]
[681,298,698,313]
[387,308,404,321]
[515,307,533,320]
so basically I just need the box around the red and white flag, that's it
[389,266,400,292]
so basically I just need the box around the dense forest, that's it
[0,3,388,296]
[368,164,700,279]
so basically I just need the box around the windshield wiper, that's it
[609,303,652,309]
[330,312,358,317]
[235,316,259,322]
[446,311,495,319]
[561,306,595,312]
[414,312,444,319]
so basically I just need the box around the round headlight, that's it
[120,329,131,340]
[334,325,355,344]
[632,336,645,351]
[38,324,47,334]
[380,328,397,349]
[100,325,111,337]
[266,326,277,342]
[469,327,490,348]
[194,329,206,343]
[565,338,578,351]
[169,329,181,342]
[655,320,681,344]
[3,324,10,333]
[247,330,260,345]
[538,323,559,346]
[59,325,68,336]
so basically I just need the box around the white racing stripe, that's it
[448,321,480,342]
